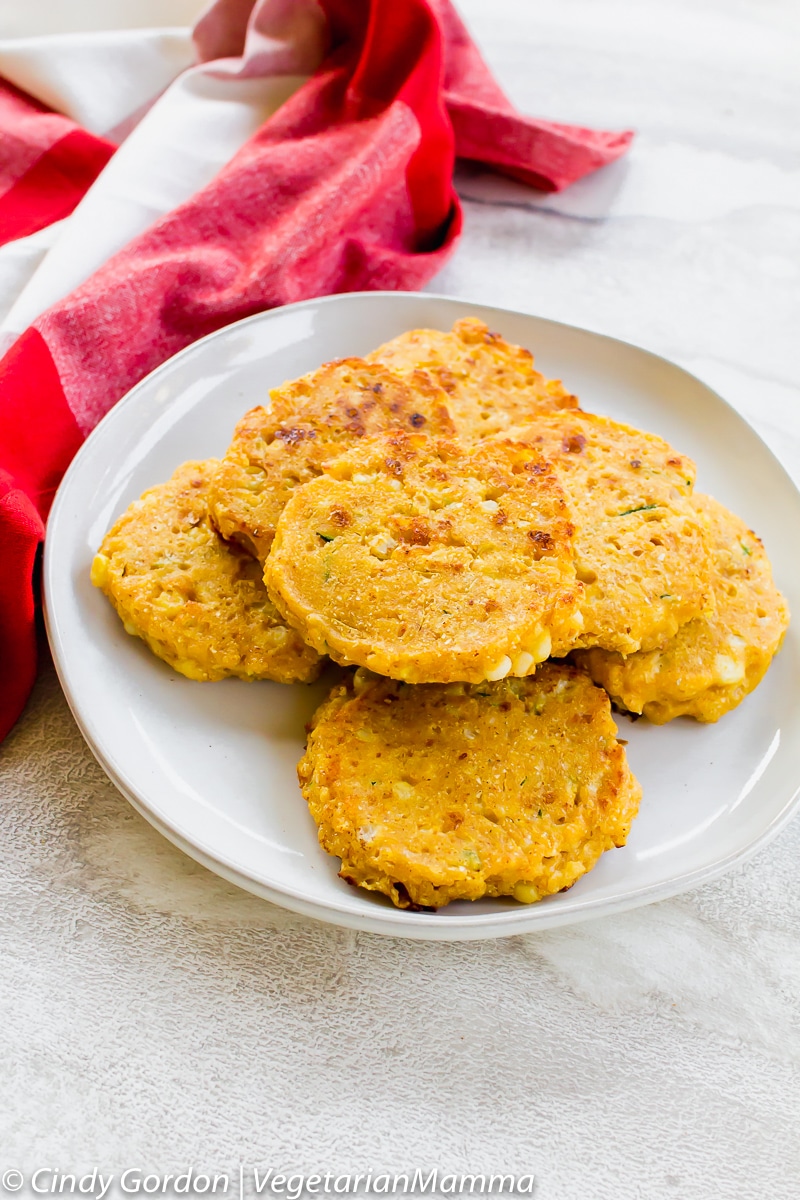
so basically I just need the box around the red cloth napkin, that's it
[0,0,632,742]
[0,79,114,245]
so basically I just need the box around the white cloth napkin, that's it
[0,14,309,343]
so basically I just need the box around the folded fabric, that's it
[0,0,633,742]
[0,79,115,245]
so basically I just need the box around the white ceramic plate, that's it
[44,293,800,940]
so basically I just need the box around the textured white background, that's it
[1,1,800,1197]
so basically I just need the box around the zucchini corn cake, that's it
[367,317,579,440]
[574,494,790,723]
[494,411,714,655]
[298,664,642,909]
[265,430,583,684]
[91,460,322,683]
[208,357,455,561]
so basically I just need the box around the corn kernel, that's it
[513,882,540,904]
[528,631,552,662]
[485,655,512,681]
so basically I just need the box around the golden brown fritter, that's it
[574,494,790,723]
[298,664,642,909]
[367,317,579,440]
[91,460,322,683]
[208,357,456,561]
[265,431,583,684]
[495,411,714,654]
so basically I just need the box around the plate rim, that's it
[43,290,800,940]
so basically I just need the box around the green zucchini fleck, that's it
[618,503,659,517]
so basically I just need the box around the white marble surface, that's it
[2,1,800,1196]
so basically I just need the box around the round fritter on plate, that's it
[208,357,455,561]
[495,411,714,655]
[265,431,583,683]
[298,664,642,910]
[574,494,790,723]
[91,460,322,683]
[367,317,579,440]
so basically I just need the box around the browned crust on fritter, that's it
[265,431,583,683]
[574,494,790,722]
[298,664,642,909]
[91,460,322,683]
[493,411,714,654]
[367,317,580,440]
[208,357,456,561]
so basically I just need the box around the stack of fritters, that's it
[573,494,789,723]
[208,358,457,561]
[93,318,789,910]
